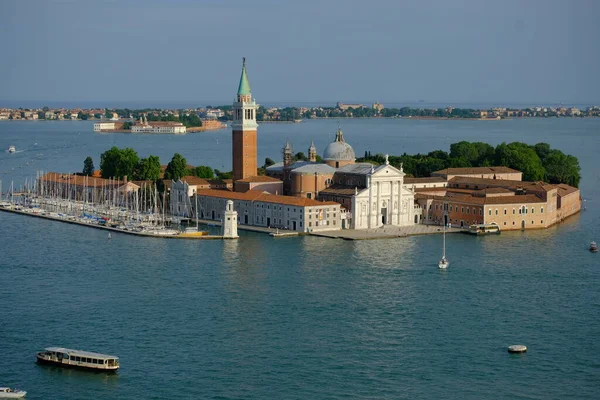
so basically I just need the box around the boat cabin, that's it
[36,347,119,371]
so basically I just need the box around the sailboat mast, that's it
[442,225,446,258]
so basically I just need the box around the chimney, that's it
[123,175,128,185]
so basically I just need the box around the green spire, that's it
[237,57,251,96]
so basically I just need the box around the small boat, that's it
[466,223,501,235]
[0,387,26,398]
[8,146,16,153]
[591,241,598,253]
[36,347,119,372]
[438,224,449,269]
[108,232,112,239]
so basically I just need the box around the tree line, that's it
[358,141,581,187]
[81,148,220,184]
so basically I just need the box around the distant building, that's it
[131,115,186,134]
[372,102,384,112]
[337,102,364,111]
[93,122,116,132]
[204,109,225,119]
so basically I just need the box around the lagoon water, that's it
[1,119,599,399]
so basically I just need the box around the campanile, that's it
[232,57,258,184]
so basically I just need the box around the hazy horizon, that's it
[2,0,599,105]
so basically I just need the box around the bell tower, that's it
[308,141,317,162]
[232,57,258,185]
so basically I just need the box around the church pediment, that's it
[372,163,405,178]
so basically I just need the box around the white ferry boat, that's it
[0,387,26,398]
[36,347,119,372]
[466,223,501,235]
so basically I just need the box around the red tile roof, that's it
[433,166,521,175]
[39,172,139,189]
[236,175,282,183]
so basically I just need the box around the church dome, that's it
[323,129,355,162]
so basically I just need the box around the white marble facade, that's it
[351,163,415,229]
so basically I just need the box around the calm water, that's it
[1,119,599,399]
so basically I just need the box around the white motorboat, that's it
[590,241,598,253]
[0,387,27,398]
[438,224,449,269]
[8,146,16,153]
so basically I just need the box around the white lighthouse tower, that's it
[222,200,239,239]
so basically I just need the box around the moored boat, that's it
[0,387,26,398]
[36,347,119,372]
[591,241,598,253]
[466,223,501,235]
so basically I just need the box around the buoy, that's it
[508,345,527,353]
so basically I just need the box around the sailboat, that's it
[438,224,449,269]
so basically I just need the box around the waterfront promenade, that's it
[311,224,461,240]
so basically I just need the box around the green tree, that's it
[415,158,446,177]
[214,169,233,180]
[544,150,581,187]
[189,165,215,179]
[123,121,132,130]
[104,109,112,119]
[495,142,545,181]
[100,147,140,179]
[449,141,477,165]
[533,142,552,162]
[447,157,471,168]
[94,113,102,119]
[83,156,95,176]
[164,153,187,181]
[264,157,275,167]
[294,152,307,161]
[134,155,162,181]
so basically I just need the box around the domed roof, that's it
[323,129,355,162]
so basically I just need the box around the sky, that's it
[1,0,599,107]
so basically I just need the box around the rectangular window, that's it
[309,222,312,227]
[513,208,515,214]
[532,208,535,214]
[541,207,544,213]
[504,209,507,215]
[461,207,464,213]
[488,209,491,216]
[495,209,498,215]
